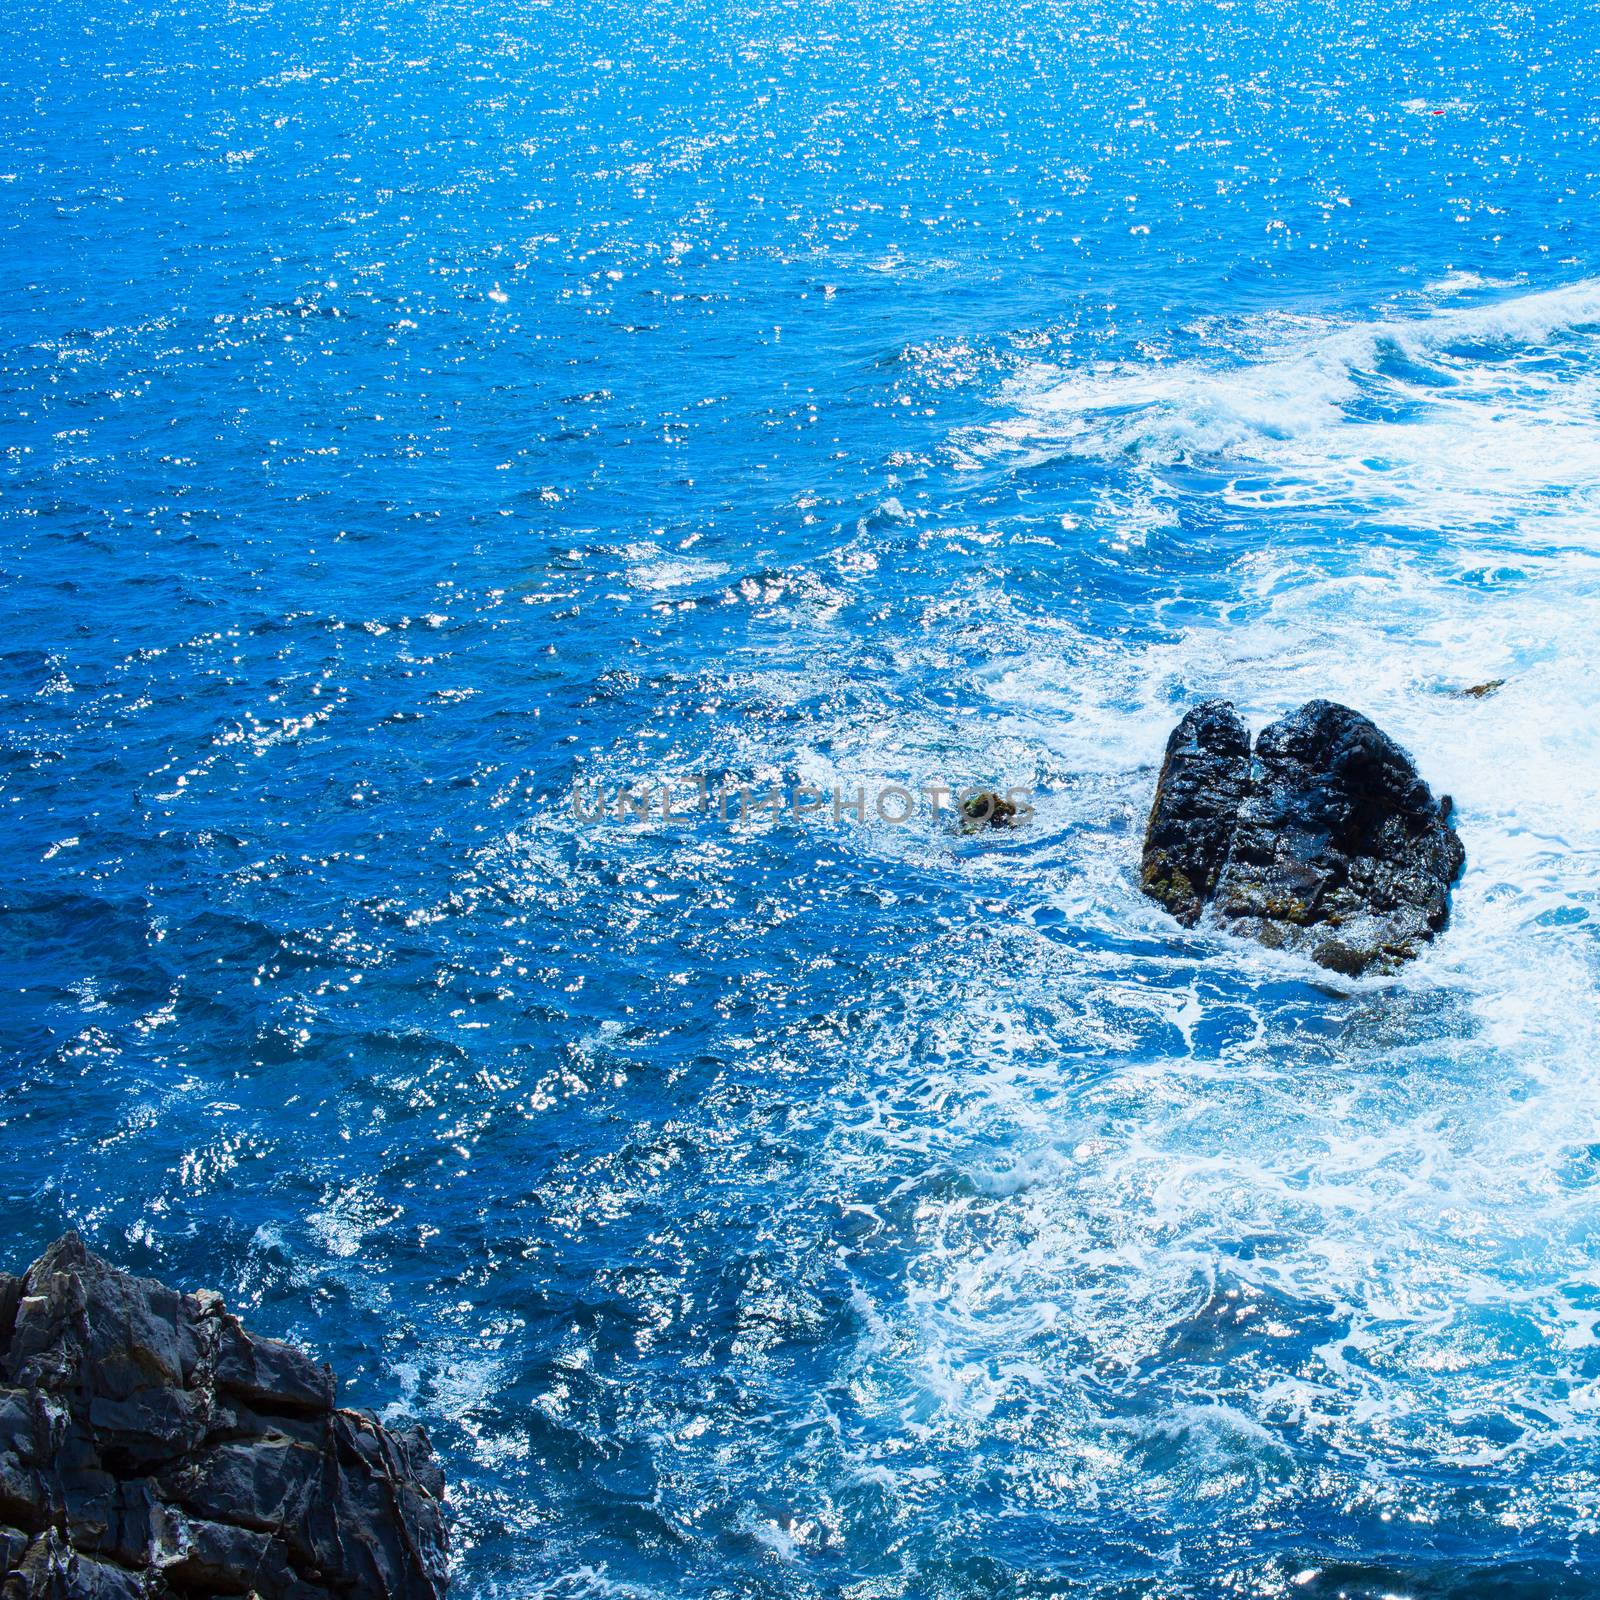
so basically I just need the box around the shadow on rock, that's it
[0,1234,447,1599]
[1142,699,1464,976]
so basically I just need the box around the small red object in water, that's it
[1432,109,1446,115]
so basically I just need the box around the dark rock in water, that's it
[961,791,1020,828]
[0,1234,447,1600]
[1142,699,1464,975]
[1455,678,1505,700]
[1140,699,1252,926]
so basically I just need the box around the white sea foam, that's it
[800,277,1600,1570]
[971,277,1600,538]
[513,272,1600,1584]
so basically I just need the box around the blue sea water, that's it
[5,0,1600,1592]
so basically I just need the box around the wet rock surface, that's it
[0,1235,447,1600]
[1140,700,1253,926]
[1142,699,1465,975]
[960,790,1021,828]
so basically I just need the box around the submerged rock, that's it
[0,1234,447,1599]
[960,791,1020,828]
[1141,699,1464,975]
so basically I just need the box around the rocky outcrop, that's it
[0,1234,447,1600]
[1140,701,1253,926]
[1142,699,1464,975]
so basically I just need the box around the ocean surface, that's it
[4,0,1600,1593]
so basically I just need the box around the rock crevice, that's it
[1142,699,1465,975]
[0,1235,447,1600]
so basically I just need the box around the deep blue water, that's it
[5,0,1600,1593]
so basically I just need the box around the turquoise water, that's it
[4,0,1600,1593]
